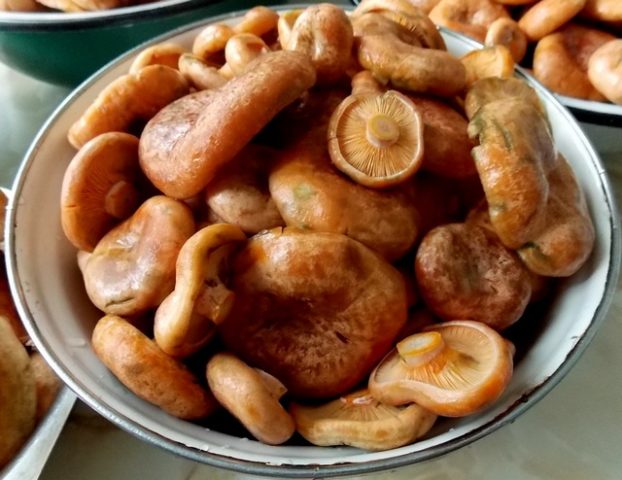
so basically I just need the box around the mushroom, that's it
[327,90,424,188]
[350,70,385,96]
[60,132,144,252]
[284,3,354,85]
[429,0,509,42]
[233,5,279,37]
[67,65,189,150]
[154,223,246,358]
[290,388,437,451]
[129,42,186,74]
[484,17,528,63]
[206,352,295,445]
[92,314,216,420]
[460,45,515,88]
[588,39,622,105]
[219,228,408,399]
[368,320,514,417]
[80,195,195,316]
[139,50,316,199]
[192,23,235,63]
[223,33,270,76]
[277,9,304,48]
[517,0,586,42]
[178,53,229,91]
[0,316,36,469]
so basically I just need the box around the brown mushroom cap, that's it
[219,228,408,399]
[588,39,622,105]
[368,320,514,417]
[154,223,246,358]
[81,195,195,316]
[460,45,515,88]
[139,50,316,200]
[92,314,216,420]
[206,352,295,445]
[61,132,143,252]
[327,90,424,188]
[290,389,437,451]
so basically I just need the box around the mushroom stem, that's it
[396,331,446,367]
[366,114,400,148]
[104,180,139,219]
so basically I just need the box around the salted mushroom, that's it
[61,132,144,252]
[80,195,195,316]
[219,228,408,399]
[368,320,514,417]
[206,352,295,445]
[129,43,186,74]
[154,223,246,358]
[290,388,437,451]
[92,314,216,420]
[588,40,622,105]
[68,64,189,150]
[139,50,316,199]
[460,45,515,88]
[484,17,528,63]
[223,33,270,76]
[178,54,228,91]
[327,90,424,188]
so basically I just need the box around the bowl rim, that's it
[0,0,216,30]
[5,6,622,478]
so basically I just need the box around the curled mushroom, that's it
[415,223,532,330]
[129,43,186,74]
[464,76,545,120]
[588,39,622,105]
[467,93,557,249]
[429,0,509,42]
[290,389,437,451]
[223,33,270,76]
[61,132,143,252]
[68,65,189,150]
[357,34,466,97]
[460,45,515,88]
[368,320,514,417]
[518,0,587,42]
[233,5,279,37]
[220,228,408,398]
[80,195,195,316]
[581,0,622,23]
[178,53,228,91]
[154,224,246,358]
[192,23,235,63]
[353,0,446,50]
[139,50,316,199]
[327,90,424,188]
[92,314,216,420]
[484,17,528,63]
[0,316,36,468]
[205,144,284,234]
[277,9,303,48]
[284,3,353,85]
[206,353,294,445]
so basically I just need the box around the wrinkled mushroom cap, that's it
[61,132,142,252]
[206,352,295,445]
[81,195,195,316]
[328,90,424,188]
[290,388,437,451]
[368,320,514,417]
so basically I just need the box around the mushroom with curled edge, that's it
[290,388,437,451]
[61,132,144,252]
[485,17,528,63]
[327,90,424,189]
[139,50,316,200]
[92,314,217,420]
[206,352,295,445]
[178,54,228,91]
[80,195,195,317]
[67,65,189,150]
[588,39,622,105]
[460,45,515,89]
[129,43,186,74]
[429,0,510,43]
[368,320,514,417]
[154,224,246,358]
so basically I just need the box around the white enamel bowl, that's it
[5,7,622,478]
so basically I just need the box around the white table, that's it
[2,59,621,480]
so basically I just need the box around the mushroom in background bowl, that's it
[4,4,622,478]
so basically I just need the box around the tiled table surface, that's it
[1,58,621,480]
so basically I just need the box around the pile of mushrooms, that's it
[59,2,595,451]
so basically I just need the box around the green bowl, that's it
[0,0,277,86]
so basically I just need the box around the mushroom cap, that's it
[154,223,246,358]
[205,144,284,234]
[269,134,419,261]
[328,90,424,189]
[290,389,437,451]
[61,132,142,252]
[81,195,195,316]
[460,45,515,88]
[415,222,532,330]
[588,39,622,105]
[219,228,408,399]
[92,314,216,420]
[368,320,514,417]
[484,17,528,63]
[206,352,294,445]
